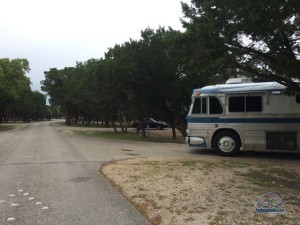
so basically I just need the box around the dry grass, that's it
[101,157,300,225]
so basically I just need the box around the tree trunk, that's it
[122,114,128,133]
[140,121,146,137]
[169,116,177,139]
[171,126,177,139]
[166,103,177,139]
[65,113,72,126]
[119,113,128,133]
[112,120,118,133]
[175,114,187,137]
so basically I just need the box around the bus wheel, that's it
[213,131,240,156]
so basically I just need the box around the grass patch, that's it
[179,159,251,170]
[0,125,15,132]
[73,130,184,143]
[219,160,252,169]
[238,167,300,191]
[180,160,199,167]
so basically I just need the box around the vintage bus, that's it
[185,78,300,156]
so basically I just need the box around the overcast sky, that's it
[0,0,189,91]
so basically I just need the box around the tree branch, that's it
[235,62,300,93]
[280,30,297,60]
[230,43,278,65]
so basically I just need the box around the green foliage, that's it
[181,0,300,92]
[0,58,51,122]
[0,58,31,106]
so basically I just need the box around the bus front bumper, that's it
[185,136,207,147]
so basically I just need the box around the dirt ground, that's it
[102,156,300,225]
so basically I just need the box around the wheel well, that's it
[211,129,242,148]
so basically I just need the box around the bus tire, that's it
[213,131,241,156]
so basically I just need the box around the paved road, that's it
[1,122,165,225]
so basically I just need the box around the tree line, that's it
[0,58,61,123]
[3,1,299,138]
[42,28,192,138]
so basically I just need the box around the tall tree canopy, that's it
[181,0,300,92]
[0,58,31,107]
[0,58,48,122]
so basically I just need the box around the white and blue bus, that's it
[185,78,300,156]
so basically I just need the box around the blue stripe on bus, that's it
[187,117,300,124]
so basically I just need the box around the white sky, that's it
[0,0,189,91]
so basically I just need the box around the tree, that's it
[105,40,151,136]
[138,27,189,138]
[181,0,300,92]
[0,58,31,122]
[41,67,75,125]
[42,60,113,127]
[29,91,47,120]
[77,59,111,127]
[104,28,193,138]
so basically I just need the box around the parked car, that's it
[132,118,168,130]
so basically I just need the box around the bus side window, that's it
[229,96,245,112]
[296,94,300,103]
[229,96,262,112]
[246,96,262,112]
[209,96,223,114]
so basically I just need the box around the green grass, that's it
[180,160,199,167]
[73,130,184,143]
[219,160,251,169]
[0,125,15,132]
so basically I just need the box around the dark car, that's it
[132,118,168,130]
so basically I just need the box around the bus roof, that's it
[193,82,286,95]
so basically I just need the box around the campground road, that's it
[0,121,157,225]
